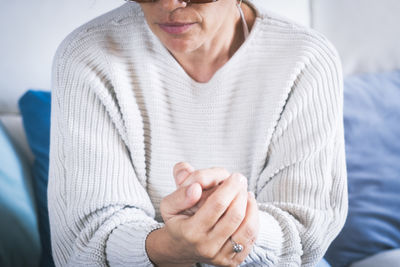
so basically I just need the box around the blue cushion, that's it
[19,90,55,267]
[0,121,41,266]
[325,70,400,266]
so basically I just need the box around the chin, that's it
[152,25,201,54]
[163,37,200,54]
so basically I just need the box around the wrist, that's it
[145,227,195,267]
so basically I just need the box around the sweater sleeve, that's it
[48,38,163,267]
[242,39,348,266]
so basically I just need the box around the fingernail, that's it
[186,183,196,198]
[176,170,189,185]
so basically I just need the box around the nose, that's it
[159,0,187,12]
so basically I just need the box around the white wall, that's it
[311,0,400,76]
[0,0,125,114]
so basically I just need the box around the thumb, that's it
[161,183,202,221]
[173,162,195,187]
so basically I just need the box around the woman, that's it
[48,0,348,266]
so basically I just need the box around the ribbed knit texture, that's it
[48,1,348,266]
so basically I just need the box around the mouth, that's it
[158,22,196,34]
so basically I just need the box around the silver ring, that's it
[230,237,243,253]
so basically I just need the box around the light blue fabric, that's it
[325,70,400,266]
[350,249,400,267]
[19,90,55,267]
[316,258,332,267]
[0,121,41,266]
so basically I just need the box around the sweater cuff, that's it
[106,219,164,266]
[245,209,284,265]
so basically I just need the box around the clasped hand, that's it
[146,162,259,267]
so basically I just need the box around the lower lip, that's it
[159,23,195,34]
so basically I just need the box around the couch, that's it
[1,0,399,266]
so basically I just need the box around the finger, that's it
[180,167,231,189]
[160,182,202,221]
[208,185,248,252]
[190,173,248,232]
[173,162,195,186]
[180,186,219,216]
[230,194,258,264]
[223,192,259,263]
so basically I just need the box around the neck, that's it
[172,2,256,83]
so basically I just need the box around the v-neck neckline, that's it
[145,1,262,89]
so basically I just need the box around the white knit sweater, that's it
[48,0,348,266]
